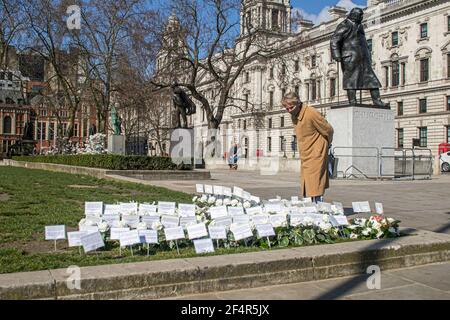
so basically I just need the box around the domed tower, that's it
[240,0,292,36]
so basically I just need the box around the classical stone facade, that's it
[187,0,450,172]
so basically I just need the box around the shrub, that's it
[11,154,188,171]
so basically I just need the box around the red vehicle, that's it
[439,142,450,155]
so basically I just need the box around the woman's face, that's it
[282,100,297,113]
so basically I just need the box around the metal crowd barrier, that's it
[332,146,433,180]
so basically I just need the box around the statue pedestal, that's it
[170,128,195,168]
[108,135,126,155]
[327,104,395,178]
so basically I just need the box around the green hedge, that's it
[11,155,184,171]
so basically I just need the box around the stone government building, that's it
[166,0,450,172]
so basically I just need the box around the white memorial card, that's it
[242,191,252,201]
[204,185,213,194]
[45,225,66,240]
[233,186,244,198]
[81,232,104,252]
[187,223,208,240]
[250,196,261,204]
[289,213,303,227]
[213,216,233,227]
[158,202,176,215]
[104,204,121,215]
[233,215,250,225]
[180,216,197,227]
[196,184,204,194]
[352,201,371,213]
[79,225,99,234]
[251,215,270,225]
[231,224,253,241]
[330,215,349,226]
[178,204,196,217]
[208,226,227,240]
[213,185,224,196]
[269,214,287,228]
[223,187,232,197]
[318,202,333,213]
[209,206,228,219]
[139,230,158,244]
[103,214,120,226]
[119,230,141,247]
[194,239,215,254]
[164,226,185,241]
[228,206,244,216]
[122,215,140,228]
[375,203,384,215]
[246,206,263,215]
[264,202,282,214]
[67,231,88,247]
[142,216,160,226]
[85,202,103,217]
[256,224,276,238]
[110,227,130,240]
[161,215,179,228]
[120,202,138,215]
[139,204,158,216]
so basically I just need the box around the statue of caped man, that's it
[331,8,389,108]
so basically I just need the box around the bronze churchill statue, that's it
[330,8,389,108]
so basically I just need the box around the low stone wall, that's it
[206,158,301,173]
[3,159,211,181]
[0,229,449,300]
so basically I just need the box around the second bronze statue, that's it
[330,8,389,108]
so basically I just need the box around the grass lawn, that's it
[0,166,398,274]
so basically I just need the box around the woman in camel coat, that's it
[282,92,334,202]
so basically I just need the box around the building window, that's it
[448,16,450,32]
[420,58,429,82]
[447,96,450,111]
[419,98,427,114]
[3,116,11,134]
[447,126,450,143]
[311,55,316,68]
[392,32,398,46]
[267,137,272,152]
[280,116,284,128]
[295,85,300,97]
[392,61,400,87]
[243,120,247,130]
[397,128,404,148]
[330,78,336,97]
[280,136,285,152]
[49,123,55,140]
[397,101,404,116]
[269,67,274,79]
[401,62,406,85]
[294,60,299,72]
[37,122,47,140]
[291,135,297,151]
[272,9,279,31]
[269,91,274,108]
[384,67,389,87]
[281,65,286,76]
[419,127,427,147]
[447,54,450,78]
[74,123,79,136]
[245,72,250,83]
[268,118,272,129]
[244,93,249,109]
[311,81,317,101]
[420,23,428,39]
[367,39,372,52]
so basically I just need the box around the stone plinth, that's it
[108,135,126,155]
[327,104,395,178]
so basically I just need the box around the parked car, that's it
[441,152,450,172]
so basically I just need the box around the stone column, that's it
[11,114,16,135]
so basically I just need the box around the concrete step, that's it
[1,229,449,300]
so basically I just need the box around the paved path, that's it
[164,262,450,300]
[123,170,450,235]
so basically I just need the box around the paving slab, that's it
[343,283,450,300]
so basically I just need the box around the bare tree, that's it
[152,0,286,131]
[24,0,85,139]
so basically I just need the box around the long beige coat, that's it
[294,105,334,197]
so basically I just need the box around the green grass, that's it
[0,166,402,274]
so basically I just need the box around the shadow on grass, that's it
[314,228,417,300]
